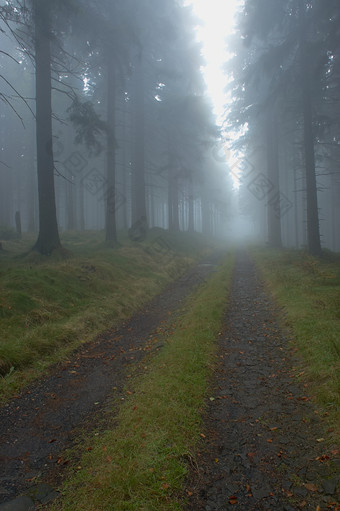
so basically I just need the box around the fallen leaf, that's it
[229,496,238,505]
[200,433,206,439]
[305,483,318,492]
[186,490,193,497]
[316,454,330,462]
[162,483,169,490]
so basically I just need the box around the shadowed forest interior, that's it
[0,0,339,255]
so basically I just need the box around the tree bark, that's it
[266,112,282,248]
[187,179,194,233]
[32,0,61,254]
[105,60,118,246]
[299,0,321,256]
[132,53,147,228]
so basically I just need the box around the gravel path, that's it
[0,254,222,506]
[186,252,339,511]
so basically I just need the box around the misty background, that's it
[0,0,339,255]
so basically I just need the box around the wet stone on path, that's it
[186,252,339,511]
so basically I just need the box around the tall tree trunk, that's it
[132,53,147,228]
[105,60,118,246]
[172,177,180,232]
[201,189,211,236]
[168,169,179,232]
[66,177,76,230]
[78,182,85,231]
[187,180,194,233]
[120,104,129,230]
[167,167,173,230]
[266,112,282,248]
[32,0,61,254]
[299,0,321,256]
[293,163,299,249]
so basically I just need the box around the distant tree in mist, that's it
[0,0,230,248]
[227,0,340,254]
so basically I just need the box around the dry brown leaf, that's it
[305,483,318,492]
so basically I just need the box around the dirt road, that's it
[0,251,338,510]
[0,255,221,506]
[185,252,339,510]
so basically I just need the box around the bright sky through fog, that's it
[186,0,240,124]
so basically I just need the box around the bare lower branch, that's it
[0,93,25,126]
[0,73,35,117]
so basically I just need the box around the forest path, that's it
[0,252,223,506]
[186,251,339,511]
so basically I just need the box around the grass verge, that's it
[51,253,234,511]
[0,229,216,402]
[252,248,340,437]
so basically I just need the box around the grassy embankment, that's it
[51,252,234,511]
[0,229,217,402]
[253,248,340,437]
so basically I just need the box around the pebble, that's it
[321,477,338,495]
[0,483,59,511]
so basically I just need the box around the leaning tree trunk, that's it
[299,0,321,256]
[266,112,282,248]
[105,59,118,246]
[32,0,61,254]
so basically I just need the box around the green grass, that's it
[51,253,234,511]
[0,229,216,402]
[252,248,340,436]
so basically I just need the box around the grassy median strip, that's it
[252,248,340,436]
[0,230,215,402]
[52,254,234,511]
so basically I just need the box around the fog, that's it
[0,0,339,255]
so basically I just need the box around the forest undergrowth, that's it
[0,229,216,402]
[253,248,340,438]
[50,253,234,511]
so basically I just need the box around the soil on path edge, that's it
[0,253,223,505]
[185,251,339,511]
